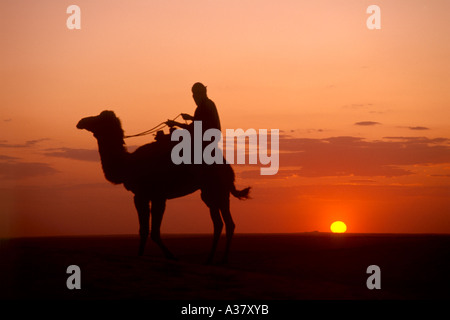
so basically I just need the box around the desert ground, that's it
[1,232,449,303]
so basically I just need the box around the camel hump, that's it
[132,137,173,161]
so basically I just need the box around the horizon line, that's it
[3,231,450,240]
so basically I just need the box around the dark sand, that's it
[1,233,449,300]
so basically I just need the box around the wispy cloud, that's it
[342,103,373,109]
[276,135,450,178]
[0,159,58,179]
[354,121,380,126]
[382,137,448,143]
[0,154,19,160]
[0,138,50,148]
[408,126,429,131]
[239,169,299,180]
[396,126,430,131]
[349,179,377,184]
[43,148,99,162]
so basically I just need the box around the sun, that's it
[330,221,347,233]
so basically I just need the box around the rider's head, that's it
[192,82,207,105]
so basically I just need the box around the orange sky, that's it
[1,0,450,237]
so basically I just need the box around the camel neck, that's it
[96,136,128,184]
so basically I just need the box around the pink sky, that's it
[1,0,450,237]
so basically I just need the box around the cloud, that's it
[342,103,373,109]
[0,159,58,179]
[43,147,99,162]
[354,121,380,126]
[0,138,50,148]
[239,169,299,180]
[382,137,448,143]
[277,135,450,178]
[25,138,50,146]
[42,145,163,162]
[0,154,19,160]
[396,126,430,131]
[349,179,377,184]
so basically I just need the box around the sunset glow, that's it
[1,1,450,238]
[330,221,347,234]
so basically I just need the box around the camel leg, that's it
[205,207,224,265]
[134,195,150,256]
[150,199,177,260]
[220,200,235,264]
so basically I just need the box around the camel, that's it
[76,110,250,264]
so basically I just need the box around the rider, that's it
[165,82,221,134]
[166,83,232,208]
[165,82,223,178]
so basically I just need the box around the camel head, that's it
[77,110,125,142]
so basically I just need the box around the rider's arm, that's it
[181,113,194,121]
[165,120,190,130]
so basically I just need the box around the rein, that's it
[124,113,183,139]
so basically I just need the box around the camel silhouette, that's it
[77,110,250,264]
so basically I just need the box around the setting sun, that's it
[330,221,347,233]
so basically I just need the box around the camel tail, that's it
[225,163,251,199]
[231,185,251,200]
